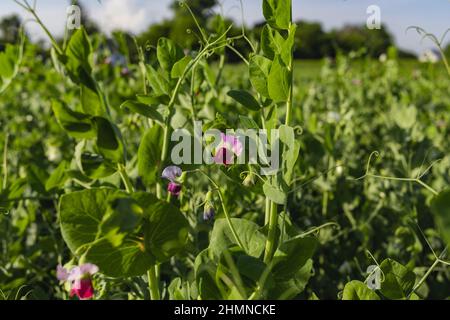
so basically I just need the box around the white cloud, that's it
[92,0,171,35]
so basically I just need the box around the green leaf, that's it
[249,55,272,97]
[100,195,143,247]
[81,84,103,116]
[137,192,189,264]
[279,125,300,185]
[260,25,283,60]
[430,189,450,247]
[138,125,163,187]
[342,281,380,300]
[146,64,170,96]
[0,41,22,93]
[51,99,96,139]
[269,259,314,299]
[280,24,296,66]
[157,37,184,74]
[136,94,170,106]
[379,258,416,299]
[59,188,116,253]
[0,44,16,79]
[171,55,192,78]
[263,179,286,205]
[194,250,222,300]
[59,189,187,277]
[168,278,191,300]
[45,161,69,192]
[94,117,125,164]
[209,218,266,259]
[85,238,153,278]
[27,164,49,194]
[392,105,417,129]
[272,237,318,279]
[65,27,92,81]
[79,153,117,179]
[268,56,290,103]
[120,100,164,123]
[262,0,291,30]
[227,90,261,111]
[239,115,259,130]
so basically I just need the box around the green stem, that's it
[2,133,9,191]
[285,23,294,127]
[412,258,440,295]
[264,201,278,264]
[264,197,271,225]
[411,249,447,296]
[195,169,244,250]
[147,267,160,300]
[118,164,134,193]
[17,2,63,55]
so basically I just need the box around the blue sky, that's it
[1,0,449,54]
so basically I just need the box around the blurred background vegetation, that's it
[2,0,449,61]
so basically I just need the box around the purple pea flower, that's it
[213,133,243,166]
[57,263,99,300]
[162,166,183,197]
[203,204,215,221]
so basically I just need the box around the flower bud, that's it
[203,191,215,221]
[242,173,255,187]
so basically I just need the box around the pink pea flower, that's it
[162,166,183,197]
[213,133,243,166]
[57,263,99,300]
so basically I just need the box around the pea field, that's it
[0,0,450,300]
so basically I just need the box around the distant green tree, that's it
[0,14,22,44]
[293,21,333,59]
[330,24,393,57]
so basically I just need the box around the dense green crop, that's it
[0,0,449,300]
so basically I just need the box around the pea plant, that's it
[1,0,449,300]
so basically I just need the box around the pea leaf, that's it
[263,179,286,205]
[268,56,290,103]
[342,281,380,300]
[272,237,318,279]
[79,153,117,179]
[99,195,143,247]
[146,64,170,96]
[59,189,188,277]
[262,0,291,30]
[120,100,164,123]
[209,218,266,259]
[157,37,184,74]
[260,25,284,60]
[249,55,272,98]
[137,192,189,264]
[138,125,163,187]
[379,258,416,299]
[227,90,261,111]
[51,99,96,139]
[64,27,93,82]
[269,259,314,299]
[45,160,69,192]
[59,188,116,254]
[136,94,170,106]
[94,117,125,165]
[0,40,23,94]
[279,125,300,185]
[81,84,104,116]
[171,55,192,78]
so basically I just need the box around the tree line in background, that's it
[1,0,449,61]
